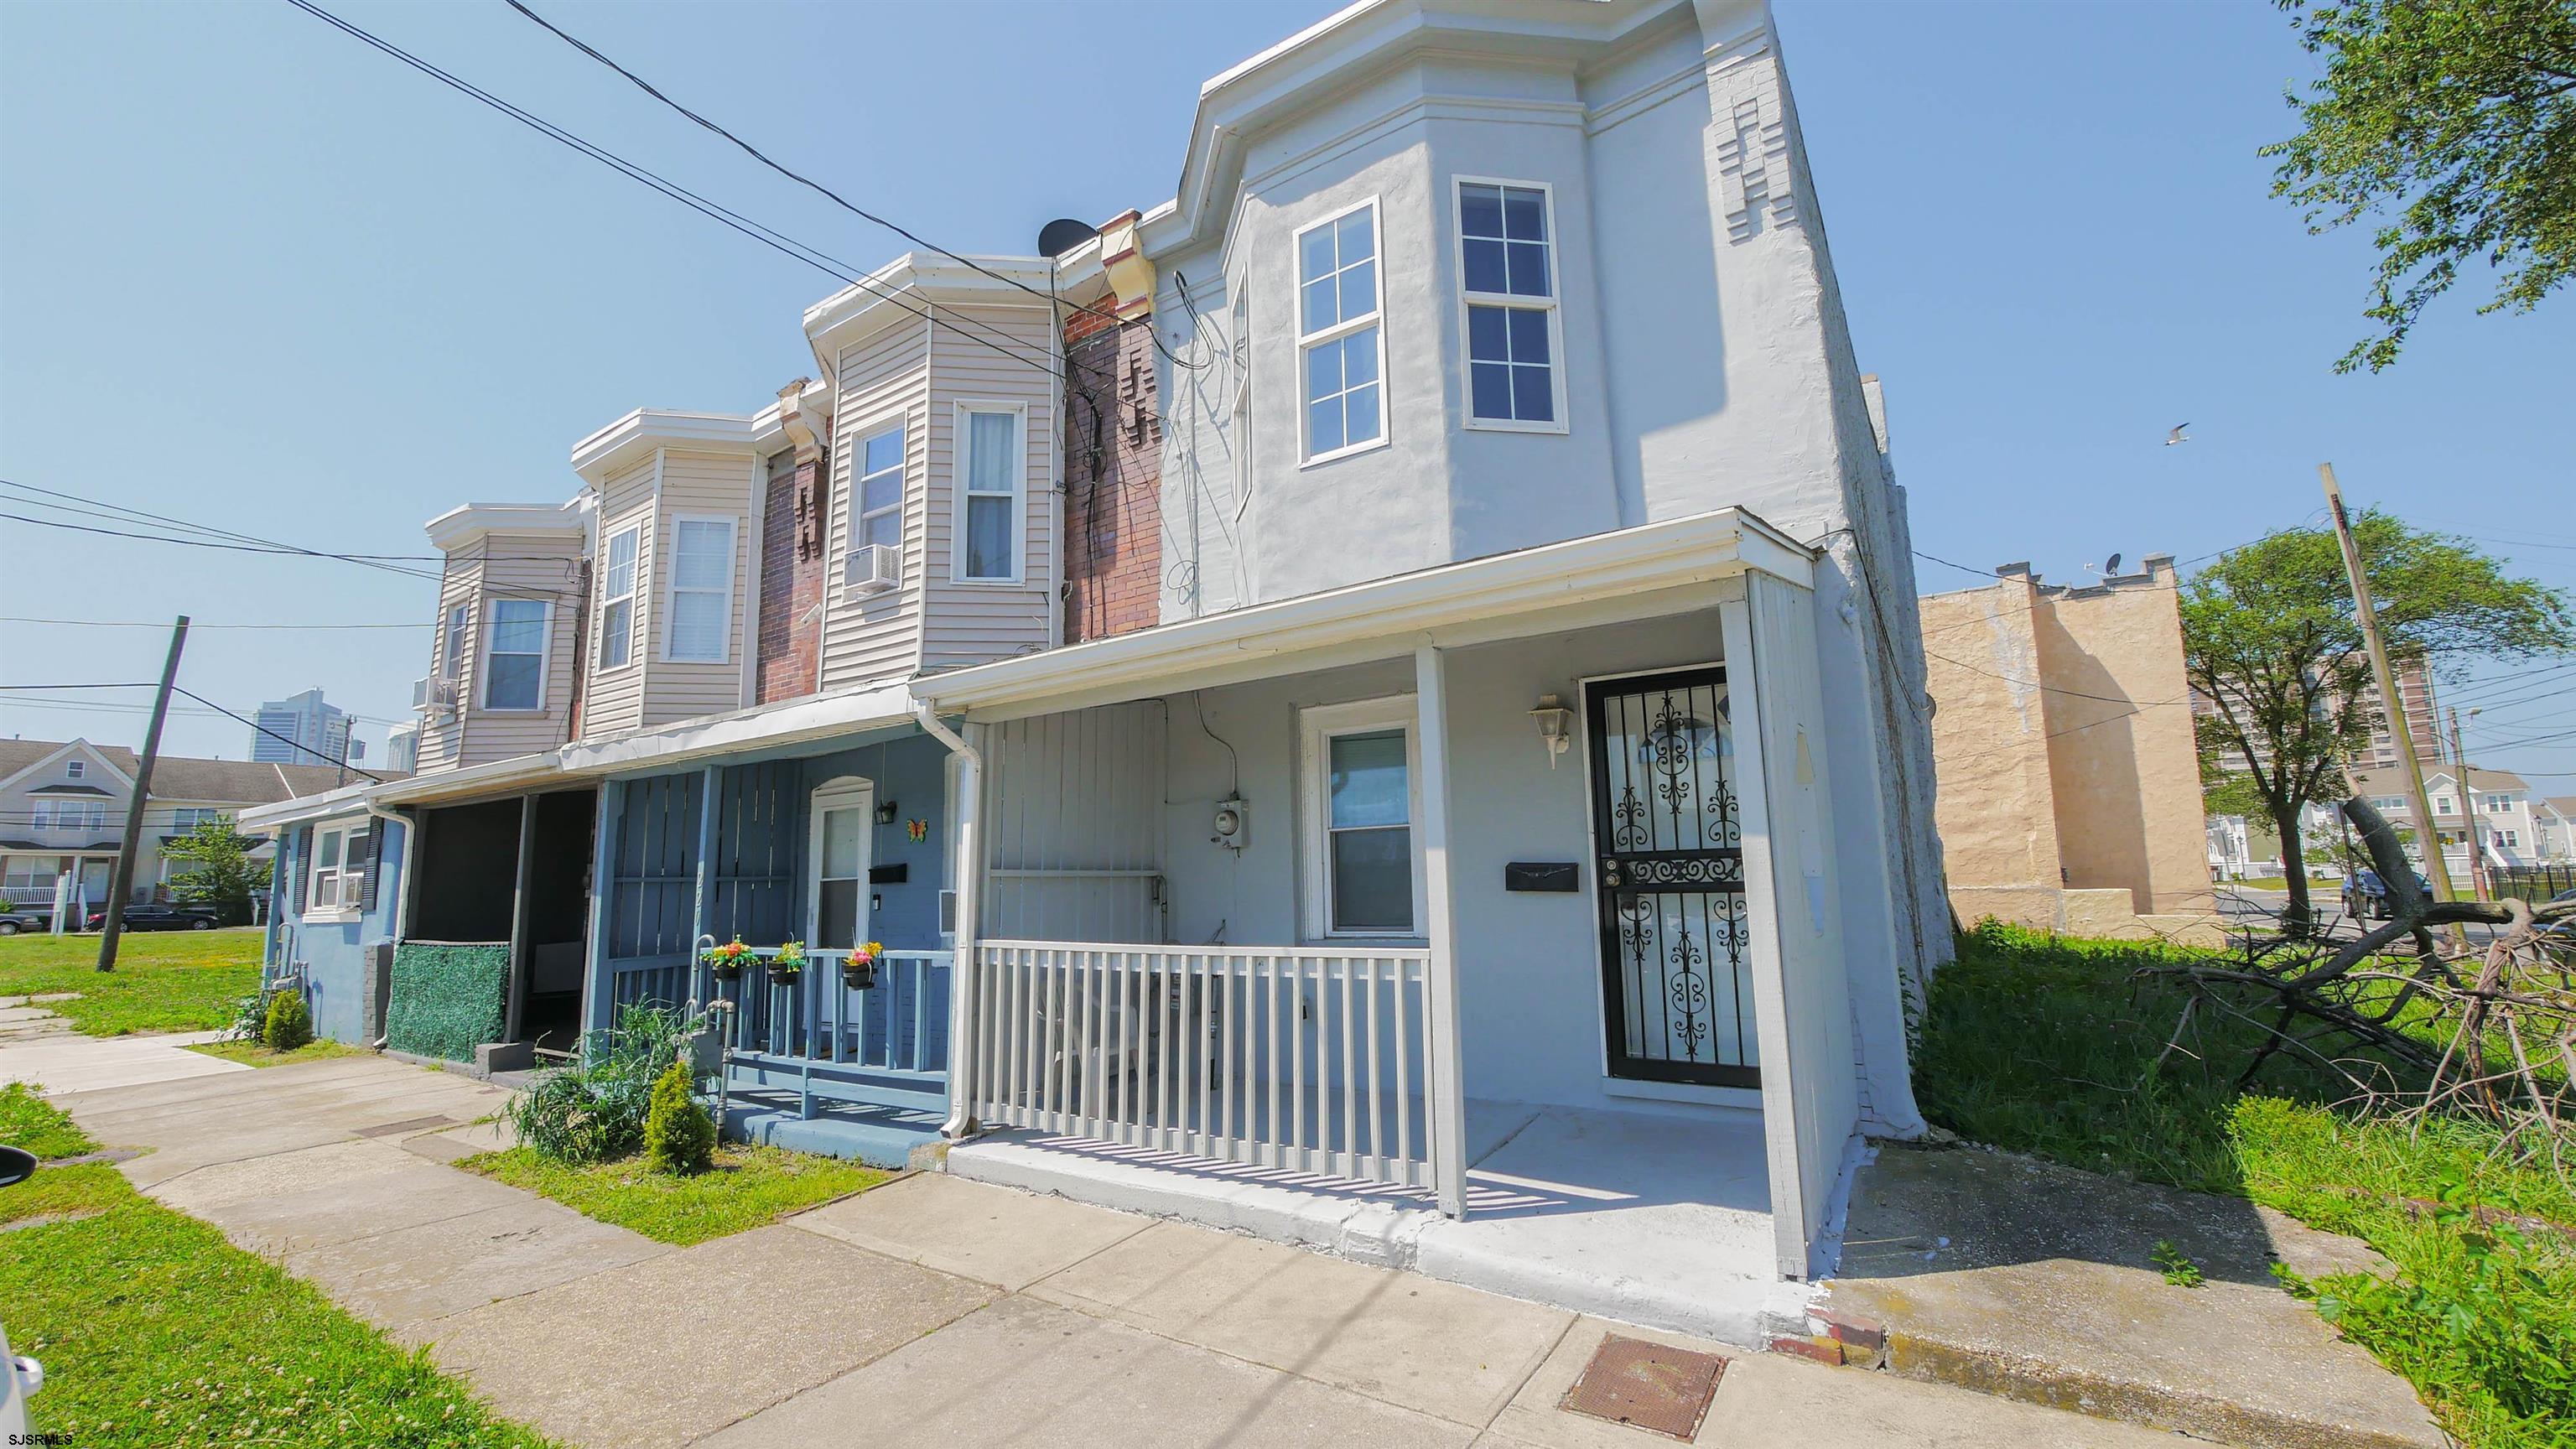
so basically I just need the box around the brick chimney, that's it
[1063,211,1164,644]
[756,379,830,703]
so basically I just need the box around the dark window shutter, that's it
[292,828,311,915]
[361,823,387,913]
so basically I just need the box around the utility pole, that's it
[2320,465,2463,939]
[2450,706,2487,902]
[97,616,189,972]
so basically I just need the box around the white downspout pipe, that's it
[912,696,984,1139]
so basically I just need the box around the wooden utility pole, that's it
[2319,466,2462,938]
[98,615,189,971]
[2449,706,2487,902]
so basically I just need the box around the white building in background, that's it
[249,688,361,768]
[382,723,419,775]
[2354,766,2542,873]
[2537,797,2576,863]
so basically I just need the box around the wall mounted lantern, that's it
[1530,693,1574,767]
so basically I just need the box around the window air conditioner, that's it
[844,543,901,596]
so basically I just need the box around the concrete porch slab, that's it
[787,1172,1150,1291]
[1822,1144,2445,1449]
[948,1101,1796,1345]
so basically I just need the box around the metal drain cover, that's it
[1560,1333,1727,1440]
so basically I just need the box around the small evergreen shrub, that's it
[262,990,313,1052]
[642,1054,714,1176]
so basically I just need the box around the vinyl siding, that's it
[454,531,584,766]
[922,302,1057,671]
[819,319,931,692]
[581,455,657,741]
[642,449,756,728]
[414,553,480,774]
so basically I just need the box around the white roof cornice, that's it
[423,500,587,552]
[801,253,1068,368]
[570,408,763,482]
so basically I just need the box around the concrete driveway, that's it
[46,1053,2184,1449]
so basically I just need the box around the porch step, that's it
[724,1062,948,1117]
[722,1091,942,1171]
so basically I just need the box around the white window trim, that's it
[1297,694,1427,943]
[480,598,553,713]
[804,776,875,949]
[65,761,84,780]
[1295,196,1391,468]
[304,820,365,923]
[852,418,909,580]
[660,513,740,665]
[595,522,642,673]
[950,399,1029,586]
[440,601,471,683]
[1452,175,1569,435]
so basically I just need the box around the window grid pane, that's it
[965,495,1013,579]
[1467,304,1554,423]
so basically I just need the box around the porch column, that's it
[942,722,986,1139]
[580,779,624,1042]
[504,795,537,1044]
[1415,644,1470,1217]
[689,765,720,964]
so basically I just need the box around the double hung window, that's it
[482,600,549,710]
[665,517,736,663]
[1296,202,1384,461]
[1457,180,1562,428]
[599,525,640,669]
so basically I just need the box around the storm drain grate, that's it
[354,1114,460,1139]
[1560,1333,1727,1440]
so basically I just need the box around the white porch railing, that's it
[966,941,1438,1191]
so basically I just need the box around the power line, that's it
[283,0,1133,424]
[174,688,387,782]
[3,616,428,631]
[500,0,1203,372]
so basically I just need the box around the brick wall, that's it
[1062,309,1163,643]
[755,440,828,703]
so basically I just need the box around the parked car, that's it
[80,904,221,932]
[2342,869,2432,922]
[0,909,45,936]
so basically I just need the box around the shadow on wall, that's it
[2028,610,2154,916]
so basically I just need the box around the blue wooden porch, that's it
[580,732,959,1166]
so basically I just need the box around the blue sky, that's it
[3,1,2568,789]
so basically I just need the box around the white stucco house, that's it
[242,0,1945,1347]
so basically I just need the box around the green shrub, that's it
[511,1005,705,1165]
[262,989,313,1052]
[643,1055,714,1176]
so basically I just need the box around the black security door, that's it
[1586,667,1759,1088]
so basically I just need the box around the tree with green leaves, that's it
[158,814,270,927]
[2263,0,2576,371]
[2184,512,2570,932]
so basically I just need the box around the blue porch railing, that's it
[690,940,952,1120]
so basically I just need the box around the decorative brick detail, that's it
[756,439,828,703]
[1811,1306,1886,1368]
[1062,314,1162,644]
[1764,1334,1845,1366]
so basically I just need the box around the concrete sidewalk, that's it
[52,1052,2189,1449]
[0,993,246,1093]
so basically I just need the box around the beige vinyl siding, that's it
[642,449,756,728]
[414,553,480,774]
[819,319,932,692]
[456,530,584,766]
[922,302,1057,671]
[581,455,657,741]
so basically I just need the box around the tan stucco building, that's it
[1921,555,2220,943]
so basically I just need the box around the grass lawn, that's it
[1919,923,2575,1449]
[186,1037,362,1068]
[461,1143,886,1245]
[0,927,262,1036]
[0,1082,96,1161]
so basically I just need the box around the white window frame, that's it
[480,598,553,713]
[852,418,908,570]
[1452,176,1569,434]
[440,601,470,683]
[1295,197,1389,467]
[305,819,366,922]
[1297,695,1427,942]
[804,776,876,951]
[65,761,83,780]
[596,522,641,673]
[660,513,739,665]
[951,400,1028,585]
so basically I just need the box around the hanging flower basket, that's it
[841,942,884,991]
[767,940,808,984]
[702,936,750,983]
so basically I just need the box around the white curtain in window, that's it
[668,519,732,662]
[963,410,1017,579]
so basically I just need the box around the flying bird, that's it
[2164,423,2191,446]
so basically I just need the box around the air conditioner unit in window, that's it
[844,543,901,596]
[411,675,460,717]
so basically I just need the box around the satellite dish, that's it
[2104,552,2123,575]
[1037,217,1098,258]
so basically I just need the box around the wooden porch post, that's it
[689,766,720,967]
[941,722,986,1139]
[1415,644,1470,1217]
[580,779,624,1042]
[503,794,537,1044]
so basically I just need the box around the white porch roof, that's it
[915,506,1815,719]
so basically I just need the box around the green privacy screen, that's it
[386,942,509,1062]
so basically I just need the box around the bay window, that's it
[1457,179,1563,428]
[599,523,639,669]
[481,599,550,710]
[956,403,1024,583]
[1296,200,1384,462]
[664,516,737,663]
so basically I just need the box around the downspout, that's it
[911,695,983,1139]
[360,801,410,1050]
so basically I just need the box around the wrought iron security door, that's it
[1586,667,1759,1088]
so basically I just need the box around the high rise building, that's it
[248,688,361,767]
[2356,655,2443,771]
[382,722,419,775]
